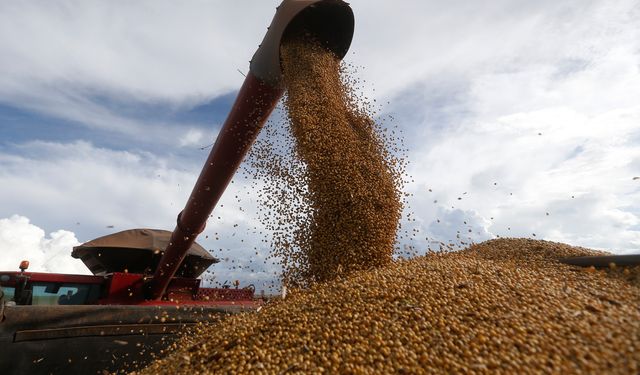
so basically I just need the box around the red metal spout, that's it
[147,0,354,300]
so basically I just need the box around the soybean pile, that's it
[139,239,640,374]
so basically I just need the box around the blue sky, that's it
[1,0,639,291]
[0,91,235,152]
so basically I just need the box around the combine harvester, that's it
[0,1,354,374]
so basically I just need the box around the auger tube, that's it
[147,0,354,300]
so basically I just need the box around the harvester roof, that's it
[72,228,218,278]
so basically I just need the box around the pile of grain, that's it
[138,238,640,374]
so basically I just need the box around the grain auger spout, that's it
[146,0,355,300]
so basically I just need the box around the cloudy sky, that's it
[1,0,639,290]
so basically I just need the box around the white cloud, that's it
[0,140,194,234]
[179,128,205,147]
[350,0,640,101]
[0,215,87,274]
[0,1,274,100]
[0,1,278,141]
[347,0,640,255]
[403,99,640,254]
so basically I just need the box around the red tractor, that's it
[0,1,355,374]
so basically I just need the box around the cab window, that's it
[2,287,15,301]
[31,283,100,305]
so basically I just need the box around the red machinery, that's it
[0,1,354,374]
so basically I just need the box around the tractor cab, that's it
[1,267,103,307]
